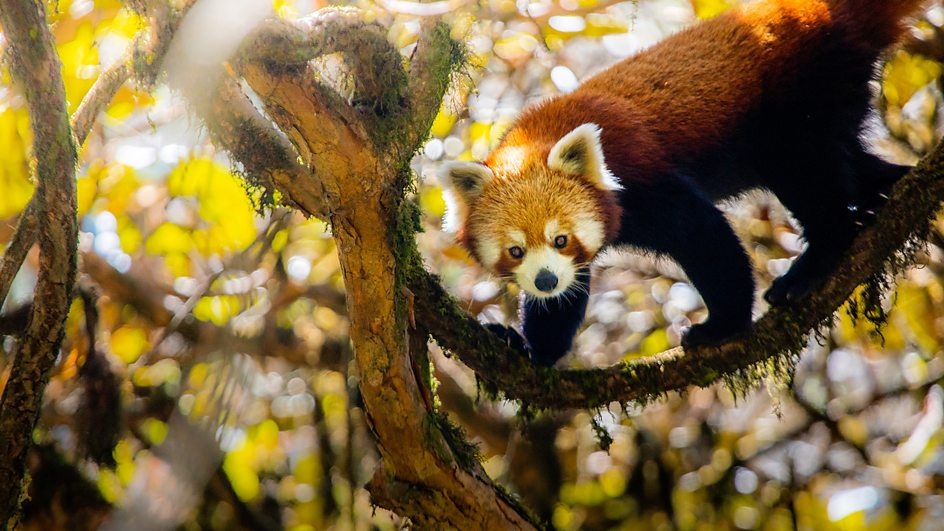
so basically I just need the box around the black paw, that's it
[484,323,529,355]
[484,324,567,366]
[681,320,750,348]
[764,272,818,306]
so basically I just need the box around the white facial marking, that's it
[543,219,561,241]
[573,213,605,254]
[476,238,501,269]
[507,229,526,247]
[515,246,577,298]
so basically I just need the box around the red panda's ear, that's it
[438,161,495,205]
[438,161,495,232]
[547,123,622,191]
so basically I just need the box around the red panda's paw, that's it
[484,323,530,357]
[681,320,750,349]
[764,272,819,306]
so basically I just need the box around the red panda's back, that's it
[578,0,836,154]
[575,0,923,158]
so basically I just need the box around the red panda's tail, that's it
[830,0,927,49]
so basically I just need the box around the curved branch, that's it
[408,140,944,410]
[0,201,36,307]
[224,10,540,527]
[399,19,463,156]
[240,9,405,116]
[0,0,79,524]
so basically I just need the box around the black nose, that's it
[534,269,558,292]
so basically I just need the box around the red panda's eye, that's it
[509,246,524,259]
[554,235,568,249]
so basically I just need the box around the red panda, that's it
[440,0,926,366]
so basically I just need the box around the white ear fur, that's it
[547,123,622,191]
[438,161,495,232]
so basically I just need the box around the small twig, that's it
[132,209,292,367]
[0,202,36,308]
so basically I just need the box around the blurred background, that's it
[2,0,944,529]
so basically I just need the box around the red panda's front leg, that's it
[485,267,591,366]
[519,267,592,366]
[620,176,755,347]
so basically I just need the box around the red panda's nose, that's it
[535,269,558,292]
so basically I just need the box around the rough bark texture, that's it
[207,9,541,529]
[0,0,79,526]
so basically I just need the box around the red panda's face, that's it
[439,123,620,299]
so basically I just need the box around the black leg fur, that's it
[764,150,910,305]
[520,268,592,366]
[620,177,755,347]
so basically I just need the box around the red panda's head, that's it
[439,123,621,299]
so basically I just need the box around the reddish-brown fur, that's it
[484,0,922,240]
[454,0,925,364]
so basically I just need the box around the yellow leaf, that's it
[420,185,446,218]
[133,359,180,387]
[192,295,241,325]
[0,106,34,218]
[640,328,670,355]
[883,51,943,108]
[272,0,298,18]
[494,33,538,62]
[57,22,100,114]
[168,158,257,256]
[139,418,168,445]
[430,106,458,137]
[145,222,194,255]
[76,175,97,216]
[105,86,155,121]
[117,214,142,254]
[892,282,939,353]
[110,325,149,363]
[223,442,261,501]
[691,0,735,19]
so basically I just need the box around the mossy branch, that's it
[0,0,79,525]
[405,139,944,410]
[240,9,405,119]
[219,9,542,527]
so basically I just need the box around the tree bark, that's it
[0,0,78,526]
[209,9,541,528]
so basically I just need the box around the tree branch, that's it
[0,0,79,525]
[241,9,405,117]
[406,139,944,409]
[221,9,540,527]
[0,202,36,307]
[399,18,462,156]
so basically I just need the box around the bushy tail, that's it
[830,0,927,49]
